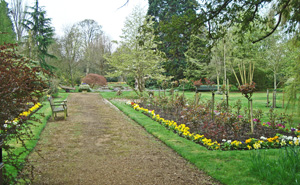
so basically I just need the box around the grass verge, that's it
[109,99,285,185]
[4,93,69,180]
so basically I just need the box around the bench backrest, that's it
[48,96,55,110]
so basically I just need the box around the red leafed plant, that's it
[82,73,107,88]
[193,79,203,86]
[0,43,49,183]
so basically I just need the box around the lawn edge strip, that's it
[4,93,69,179]
[109,100,269,185]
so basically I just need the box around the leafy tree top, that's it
[197,0,300,42]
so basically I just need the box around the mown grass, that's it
[109,99,300,185]
[4,93,69,180]
[101,91,139,100]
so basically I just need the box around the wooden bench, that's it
[59,85,76,93]
[48,96,68,120]
[195,85,221,93]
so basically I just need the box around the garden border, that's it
[108,99,270,185]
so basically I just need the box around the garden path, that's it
[29,93,219,184]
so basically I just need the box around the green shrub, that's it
[78,84,91,92]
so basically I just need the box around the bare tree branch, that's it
[118,0,129,9]
[252,0,291,43]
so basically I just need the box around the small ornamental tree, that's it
[232,61,256,133]
[82,73,107,88]
[0,44,48,183]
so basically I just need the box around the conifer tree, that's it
[23,0,55,71]
[0,0,16,45]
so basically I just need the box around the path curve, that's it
[30,93,220,185]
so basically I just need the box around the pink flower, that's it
[238,115,243,118]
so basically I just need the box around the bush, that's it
[78,84,91,92]
[0,44,49,183]
[82,73,107,88]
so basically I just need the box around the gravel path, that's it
[29,93,220,185]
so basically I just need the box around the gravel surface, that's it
[29,93,220,185]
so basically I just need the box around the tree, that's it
[77,19,103,75]
[107,6,165,93]
[284,37,300,115]
[147,0,199,80]
[23,0,55,71]
[261,33,287,90]
[58,25,83,86]
[184,33,210,81]
[9,0,28,42]
[197,0,300,43]
[0,0,16,44]
[0,43,48,183]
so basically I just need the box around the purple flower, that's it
[277,124,285,128]
[267,122,271,126]
[238,115,243,118]
[291,128,296,132]
[253,118,258,122]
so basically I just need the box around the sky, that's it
[22,0,148,41]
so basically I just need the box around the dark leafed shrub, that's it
[0,43,49,183]
[82,73,107,88]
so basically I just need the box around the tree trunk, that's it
[267,89,269,107]
[274,71,277,90]
[216,72,220,92]
[282,90,284,108]
[273,89,276,108]
[250,99,254,133]
[69,62,74,87]
[211,92,215,120]
[86,64,90,76]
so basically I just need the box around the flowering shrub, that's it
[128,101,300,151]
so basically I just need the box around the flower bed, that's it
[3,103,42,130]
[128,102,300,150]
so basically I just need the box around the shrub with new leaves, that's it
[82,73,107,88]
[0,44,48,183]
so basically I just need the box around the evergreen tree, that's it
[0,0,16,45]
[147,0,199,80]
[23,0,55,71]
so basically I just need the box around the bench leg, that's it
[52,113,55,121]
[64,110,67,120]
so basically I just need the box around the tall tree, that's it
[147,0,199,80]
[77,19,103,75]
[59,25,83,86]
[107,6,165,93]
[9,0,28,42]
[184,33,210,81]
[23,0,55,71]
[0,0,16,44]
